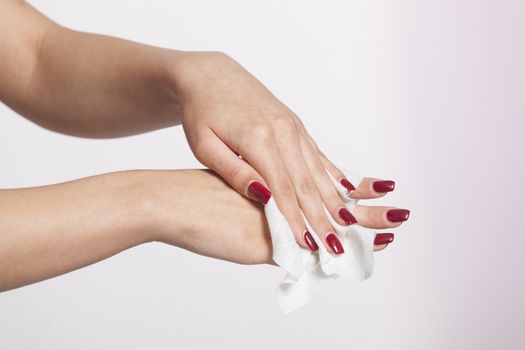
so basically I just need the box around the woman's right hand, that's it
[168,51,409,257]
[144,169,404,265]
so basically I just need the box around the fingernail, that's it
[373,180,395,193]
[340,178,355,192]
[247,181,272,204]
[326,233,344,255]
[304,231,319,252]
[374,233,394,245]
[339,208,357,225]
[386,209,410,222]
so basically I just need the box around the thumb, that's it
[193,133,271,204]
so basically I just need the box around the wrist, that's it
[163,50,231,104]
[124,170,187,245]
[105,170,167,245]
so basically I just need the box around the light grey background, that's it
[1,0,524,348]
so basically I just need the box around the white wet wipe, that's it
[264,166,375,313]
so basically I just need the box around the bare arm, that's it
[0,0,182,137]
[0,168,393,292]
[0,1,408,266]
[0,169,273,292]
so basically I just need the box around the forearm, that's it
[0,171,154,291]
[0,0,183,137]
[0,169,272,292]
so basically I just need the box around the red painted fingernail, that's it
[386,209,410,222]
[373,180,395,193]
[247,181,272,204]
[374,233,394,245]
[304,231,319,252]
[339,208,357,225]
[326,233,344,255]
[340,178,355,192]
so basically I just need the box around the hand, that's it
[0,168,401,291]
[145,169,402,264]
[0,3,409,256]
[168,52,409,255]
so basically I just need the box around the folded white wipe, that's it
[264,166,375,314]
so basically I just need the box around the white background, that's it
[1,0,524,348]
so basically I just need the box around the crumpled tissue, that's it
[264,167,375,313]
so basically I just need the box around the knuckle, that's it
[311,161,328,178]
[298,178,317,195]
[223,163,244,185]
[292,114,305,129]
[312,140,323,154]
[250,123,273,143]
[276,177,295,198]
[273,115,297,136]
[311,213,330,228]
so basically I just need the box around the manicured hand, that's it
[169,52,409,255]
[149,170,407,263]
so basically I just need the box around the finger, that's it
[352,205,410,229]
[347,177,396,200]
[299,133,357,228]
[375,233,395,245]
[271,121,345,255]
[192,129,271,204]
[373,233,395,251]
[303,133,358,194]
[306,134,396,200]
[316,149,396,200]
[240,123,311,250]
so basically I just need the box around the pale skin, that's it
[0,1,410,291]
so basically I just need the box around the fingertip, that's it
[340,178,356,192]
[374,233,395,245]
[348,178,387,200]
[246,180,272,204]
[326,232,345,255]
[386,209,410,223]
[303,230,319,252]
[339,207,358,226]
[372,180,395,194]
[374,244,389,252]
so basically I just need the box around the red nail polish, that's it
[304,231,319,252]
[326,233,344,255]
[373,180,395,193]
[340,178,355,192]
[374,233,394,245]
[386,209,410,222]
[339,208,357,225]
[247,181,272,204]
